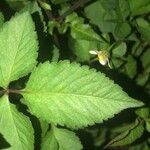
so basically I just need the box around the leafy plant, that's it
[0,0,149,149]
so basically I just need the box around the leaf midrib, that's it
[22,90,140,104]
[7,15,28,87]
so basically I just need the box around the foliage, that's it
[0,0,149,149]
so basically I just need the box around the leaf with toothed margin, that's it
[0,95,34,150]
[22,61,144,129]
[0,12,38,88]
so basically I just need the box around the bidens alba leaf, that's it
[22,61,143,128]
[0,95,34,150]
[0,12,38,88]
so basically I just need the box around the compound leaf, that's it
[0,12,38,88]
[22,61,143,128]
[0,95,34,150]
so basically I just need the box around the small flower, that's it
[89,50,111,68]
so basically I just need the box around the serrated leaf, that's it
[22,61,143,128]
[0,95,34,150]
[42,127,82,150]
[0,12,38,88]
[21,1,47,32]
[105,120,144,147]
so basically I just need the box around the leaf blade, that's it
[23,61,143,128]
[42,127,82,150]
[0,12,38,88]
[0,95,34,150]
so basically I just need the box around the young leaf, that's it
[0,12,38,88]
[70,23,104,42]
[124,55,137,78]
[114,22,131,39]
[5,0,28,10]
[128,0,150,16]
[42,127,82,150]
[112,42,127,57]
[22,61,143,128]
[0,95,34,150]
[40,120,49,138]
[84,1,116,33]
[105,120,144,147]
[135,107,150,119]
[136,18,150,42]
[146,120,150,132]
[69,38,99,61]
[140,49,150,70]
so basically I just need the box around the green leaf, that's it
[51,46,60,62]
[136,73,149,86]
[146,120,150,132]
[111,58,124,68]
[124,55,137,78]
[84,1,116,33]
[136,18,150,42]
[0,12,38,88]
[42,127,82,150]
[21,1,47,32]
[6,0,29,10]
[112,42,127,57]
[114,22,131,39]
[0,95,34,150]
[105,120,144,147]
[22,61,143,128]
[42,129,58,150]
[84,0,130,34]
[40,120,49,138]
[69,38,99,61]
[135,107,150,119]
[70,22,104,42]
[128,0,150,16]
[140,49,150,70]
